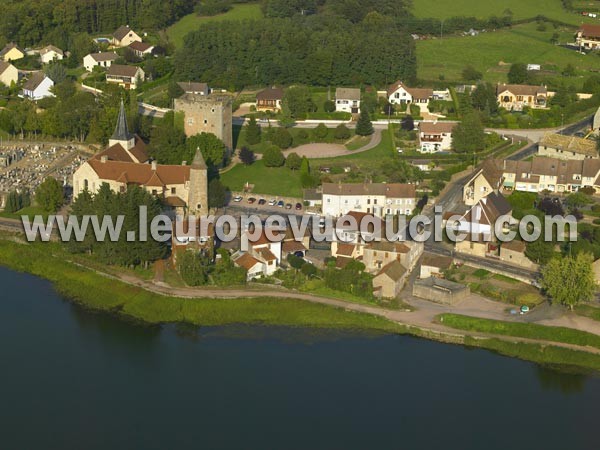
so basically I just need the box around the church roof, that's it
[93,136,148,163]
[111,100,134,142]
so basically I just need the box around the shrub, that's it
[323,100,335,112]
[272,127,293,149]
[334,124,351,140]
[313,123,329,139]
[263,146,285,167]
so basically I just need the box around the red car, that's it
[295,203,302,210]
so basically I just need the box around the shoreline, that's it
[1,235,600,373]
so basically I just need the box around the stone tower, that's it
[174,93,233,158]
[108,100,135,150]
[187,147,208,216]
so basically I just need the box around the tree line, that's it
[0,0,194,47]
[174,14,417,89]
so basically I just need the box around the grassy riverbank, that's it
[2,236,600,372]
[438,314,600,350]
[0,238,406,333]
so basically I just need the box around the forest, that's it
[174,13,417,88]
[0,0,194,47]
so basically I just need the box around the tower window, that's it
[171,187,176,194]
[197,204,201,210]
[203,119,208,124]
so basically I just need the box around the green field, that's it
[417,22,598,83]
[166,3,263,48]
[220,160,303,198]
[412,0,595,25]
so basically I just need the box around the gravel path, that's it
[282,129,382,159]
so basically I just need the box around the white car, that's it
[268,199,277,206]
[233,196,243,202]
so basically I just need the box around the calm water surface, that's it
[0,267,599,450]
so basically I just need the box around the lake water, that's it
[1,267,599,450]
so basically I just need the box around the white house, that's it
[418,121,457,153]
[128,41,154,58]
[322,182,416,218]
[335,87,361,114]
[22,72,54,100]
[39,45,64,64]
[387,80,433,108]
[83,52,118,72]
[0,61,18,87]
[178,81,210,96]
[234,228,283,279]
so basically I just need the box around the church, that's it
[73,101,208,217]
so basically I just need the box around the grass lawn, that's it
[0,206,50,221]
[412,0,596,25]
[166,3,263,48]
[438,313,600,349]
[575,303,600,321]
[345,136,371,151]
[220,160,303,198]
[417,22,598,83]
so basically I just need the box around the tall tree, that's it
[239,146,255,165]
[35,177,63,212]
[452,112,485,153]
[263,146,285,167]
[542,253,595,310]
[355,107,374,136]
[508,62,529,84]
[245,116,261,145]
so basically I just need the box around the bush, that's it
[313,123,329,139]
[263,146,285,167]
[323,100,335,112]
[272,127,293,149]
[334,124,351,140]
[285,152,302,170]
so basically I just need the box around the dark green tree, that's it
[272,127,293,149]
[355,107,374,136]
[239,146,255,165]
[245,116,261,145]
[208,178,228,208]
[35,177,63,212]
[334,123,351,140]
[313,123,329,139]
[285,152,302,170]
[508,62,529,84]
[451,112,485,153]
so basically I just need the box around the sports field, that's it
[417,22,597,83]
[412,0,596,25]
[166,3,263,48]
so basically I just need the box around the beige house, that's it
[538,133,597,160]
[0,61,18,87]
[362,240,423,274]
[373,260,408,299]
[463,159,505,206]
[576,24,600,50]
[496,84,548,111]
[73,103,208,217]
[256,87,283,111]
[128,41,154,58]
[419,252,453,279]
[0,43,24,62]
[499,240,536,269]
[106,64,145,90]
[112,26,142,47]
[387,80,433,108]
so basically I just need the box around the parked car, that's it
[269,199,277,206]
[233,196,243,202]
[295,203,302,210]
[285,203,292,209]
[258,198,266,205]
[247,197,256,204]
[277,200,285,208]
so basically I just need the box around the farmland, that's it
[416,22,600,84]
[165,3,263,49]
[412,0,596,25]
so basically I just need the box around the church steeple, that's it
[109,100,135,151]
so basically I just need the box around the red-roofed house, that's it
[576,24,600,50]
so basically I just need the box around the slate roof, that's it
[335,87,361,101]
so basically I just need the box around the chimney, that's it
[151,161,157,171]
[100,155,107,163]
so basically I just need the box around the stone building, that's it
[174,93,233,156]
[73,103,208,217]
[413,277,470,305]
